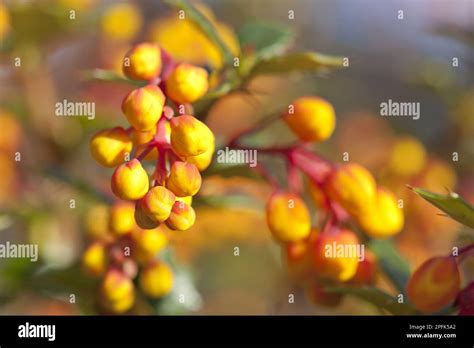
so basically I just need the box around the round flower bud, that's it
[139,261,173,299]
[101,3,142,42]
[407,256,460,313]
[122,85,165,131]
[132,227,167,262]
[111,159,149,200]
[123,43,162,81]
[266,192,311,243]
[326,163,376,216]
[90,127,132,167]
[185,134,215,171]
[81,242,108,277]
[85,204,113,242]
[166,161,202,197]
[283,97,336,142]
[312,229,359,282]
[134,200,159,229]
[100,270,135,313]
[388,136,427,177]
[165,201,196,231]
[109,201,136,236]
[170,115,214,157]
[140,186,176,223]
[357,188,404,238]
[165,63,209,104]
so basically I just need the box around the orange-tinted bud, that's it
[132,227,167,262]
[350,249,377,285]
[165,63,209,104]
[140,186,176,223]
[139,261,173,299]
[100,270,135,313]
[81,242,108,277]
[165,201,196,231]
[111,159,149,200]
[109,201,136,236]
[134,200,160,229]
[357,188,404,238]
[166,161,202,197]
[326,163,376,216]
[170,115,214,157]
[123,43,162,81]
[130,127,162,161]
[121,85,165,131]
[407,256,461,313]
[283,97,336,142]
[312,229,360,282]
[90,127,132,167]
[266,192,311,243]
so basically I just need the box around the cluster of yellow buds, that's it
[259,96,403,305]
[85,42,214,313]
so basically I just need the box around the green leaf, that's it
[249,51,345,76]
[81,69,144,86]
[369,239,410,294]
[324,286,418,315]
[238,22,293,60]
[164,0,234,66]
[410,187,474,229]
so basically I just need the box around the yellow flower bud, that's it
[123,43,162,81]
[170,115,214,157]
[101,3,142,42]
[134,200,160,229]
[388,136,427,177]
[184,134,215,171]
[165,201,196,231]
[166,161,202,197]
[122,85,165,131]
[139,261,173,299]
[100,270,135,313]
[132,227,167,262]
[266,192,311,243]
[326,163,376,216]
[312,229,359,282]
[85,204,113,242]
[109,201,136,236]
[165,63,209,104]
[81,242,108,277]
[90,127,132,167]
[283,97,336,142]
[139,186,176,223]
[111,159,149,200]
[357,188,404,238]
[407,256,460,313]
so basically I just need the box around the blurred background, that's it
[0,0,472,315]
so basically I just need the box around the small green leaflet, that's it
[410,187,474,229]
